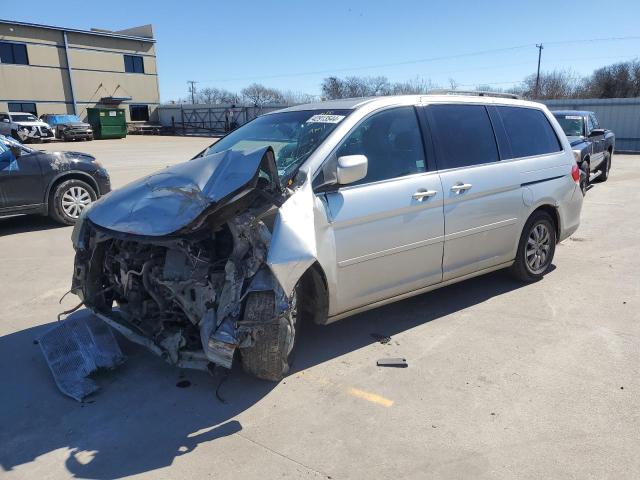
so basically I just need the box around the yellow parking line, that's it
[298,371,394,408]
[347,387,394,407]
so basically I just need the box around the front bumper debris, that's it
[39,314,125,401]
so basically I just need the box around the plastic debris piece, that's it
[376,357,408,368]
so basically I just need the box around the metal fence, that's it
[157,104,288,136]
[543,97,640,152]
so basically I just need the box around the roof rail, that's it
[426,89,520,100]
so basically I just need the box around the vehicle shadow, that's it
[0,214,66,236]
[0,268,529,479]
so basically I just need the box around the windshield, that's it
[204,109,351,179]
[0,135,35,154]
[46,114,81,125]
[11,113,38,123]
[554,115,584,137]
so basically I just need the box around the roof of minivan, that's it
[275,94,547,113]
[551,110,594,116]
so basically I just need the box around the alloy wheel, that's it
[526,223,551,274]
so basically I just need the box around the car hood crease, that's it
[87,147,277,236]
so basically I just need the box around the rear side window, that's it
[426,104,499,169]
[498,107,561,159]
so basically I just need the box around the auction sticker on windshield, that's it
[306,114,345,124]
[565,115,582,120]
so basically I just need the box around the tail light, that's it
[571,164,580,183]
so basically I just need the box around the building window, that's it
[0,42,29,65]
[8,102,37,115]
[129,105,149,122]
[124,55,144,73]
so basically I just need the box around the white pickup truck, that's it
[0,111,54,143]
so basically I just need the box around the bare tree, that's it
[391,77,438,94]
[281,90,317,105]
[197,87,240,105]
[241,83,285,106]
[518,70,580,99]
[579,59,640,98]
[321,76,345,100]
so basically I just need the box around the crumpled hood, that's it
[87,147,275,236]
[567,135,585,147]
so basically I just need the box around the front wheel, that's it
[49,179,97,225]
[596,151,611,182]
[510,211,556,283]
[240,288,299,381]
[579,161,589,195]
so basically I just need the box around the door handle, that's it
[450,183,472,193]
[412,189,437,201]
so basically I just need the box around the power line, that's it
[198,35,640,85]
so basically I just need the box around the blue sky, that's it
[4,0,640,101]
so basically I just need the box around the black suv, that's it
[40,114,94,141]
[0,135,110,225]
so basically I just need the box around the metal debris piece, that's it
[376,358,408,368]
[39,315,125,401]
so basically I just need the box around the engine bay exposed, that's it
[65,147,306,382]
[73,205,293,375]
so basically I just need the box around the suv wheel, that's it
[240,287,299,381]
[49,179,97,225]
[510,211,556,282]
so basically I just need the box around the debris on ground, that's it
[376,357,408,368]
[370,333,391,344]
[176,380,191,388]
[39,315,125,401]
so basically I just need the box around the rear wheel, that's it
[240,287,299,381]
[49,179,97,225]
[510,211,556,282]
[596,151,611,182]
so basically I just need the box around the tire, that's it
[579,160,589,195]
[49,179,97,225]
[240,288,299,381]
[510,211,556,283]
[596,151,611,182]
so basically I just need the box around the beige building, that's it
[0,19,159,122]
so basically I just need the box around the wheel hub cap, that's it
[61,186,91,218]
[526,223,551,273]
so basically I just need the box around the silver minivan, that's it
[67,94,583,388]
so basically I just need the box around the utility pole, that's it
[187,80,197,104]
[535,44,544,98]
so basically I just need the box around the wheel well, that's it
[46,173,99,205]
[299,261,329,325]
[532,205,560,243]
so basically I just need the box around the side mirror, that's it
[589,128,605,137]
[2,119,9,123]
[336,155,368,185]
[9,145,21,158]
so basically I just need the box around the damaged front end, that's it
[68,147,307,381]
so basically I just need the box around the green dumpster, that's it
[86,108,127,139]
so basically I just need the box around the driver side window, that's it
[336,106,426,186]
